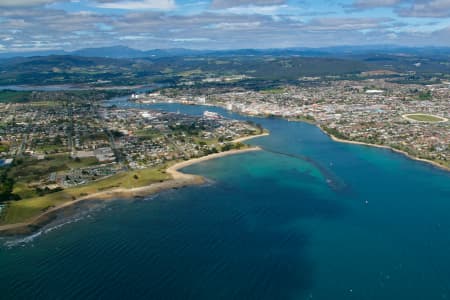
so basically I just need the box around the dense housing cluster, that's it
[137,78,450,168]
[0,96,259,201]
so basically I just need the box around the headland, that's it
[0,144,263,236]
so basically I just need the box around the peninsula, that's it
[0,144,264,236]
[0,90,268,234]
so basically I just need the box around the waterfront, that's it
[0,102,449,299]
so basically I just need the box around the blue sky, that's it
[0,0,449,52]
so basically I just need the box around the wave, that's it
[1,202,109,248]
[2,216,86,248]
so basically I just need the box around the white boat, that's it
[203,111,221,119]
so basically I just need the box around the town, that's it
[0,94,262,203]
[135,77,450,169]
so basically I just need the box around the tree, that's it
[256,123,263,133]
[0,168,19,202]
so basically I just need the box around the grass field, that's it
[403,114,447,123]
[2,166,170,224]
[10,155,99,183]
[10,155,101,200]
[261,87,286,94]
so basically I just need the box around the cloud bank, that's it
[0,0,449,52]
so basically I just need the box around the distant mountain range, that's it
[1,46,449,86]
[1,45,450,59]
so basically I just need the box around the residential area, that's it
[0,96,261,201]
[136,78,450,167]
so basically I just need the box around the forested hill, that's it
[0,52,448,86]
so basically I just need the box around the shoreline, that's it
[146,100,449,172]
[319,126,450,172]
[0,145,263,236]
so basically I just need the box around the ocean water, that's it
[0,103,449,300]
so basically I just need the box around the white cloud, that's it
[0,3,449,52]
[118,35,149,40]
[96,0,176,10]
[351,0,450,18]
[386,32,398,39]
[397,0,450,18]
[216,4,288,15]
[171,38,211,42]
[0,0,56,7]
[205,21,261,30]
[351,0,402,9]
[211,0,285,9]
[305,17,393,31]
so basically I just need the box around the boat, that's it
[203,111,221,119]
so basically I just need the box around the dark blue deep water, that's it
[1,102,449,299]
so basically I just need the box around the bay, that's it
[0,102,449,300]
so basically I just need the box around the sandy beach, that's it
[319,126,450,172]
[0,145,262,236]
[231,132,269,143]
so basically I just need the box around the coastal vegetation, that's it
[0,166,169,225]
[9,156,100,200]
[0,167,19,202]
[0,142,261,229]
[294,115,316,123]
[321,126,348,140]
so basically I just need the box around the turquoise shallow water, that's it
[0,103,449,299]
